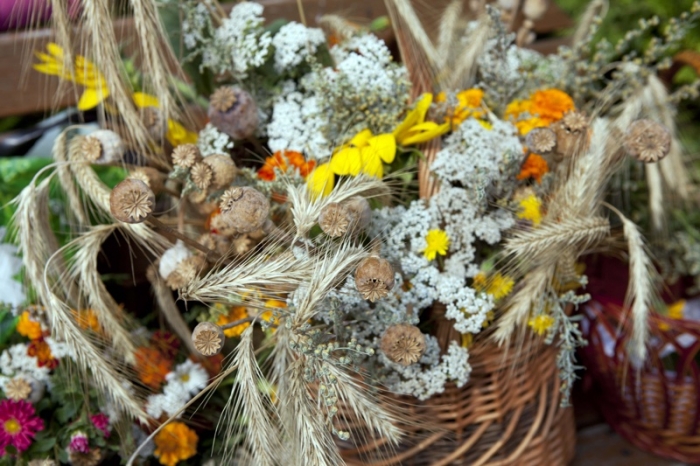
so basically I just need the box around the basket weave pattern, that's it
[338,332,575,465]
[581,299,700,464]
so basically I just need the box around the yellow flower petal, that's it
[307,163,335,197]
[167,120,198,146]
[359,147,384,178]
[33,62,65,77]
[350,129,373,148]
[46,42,64,59]
[77,88,108,111]
[401,122,450,146]
[366,133,396,164]
[393,93,433,142]
[133,92,160,109]
[329,147,362,176]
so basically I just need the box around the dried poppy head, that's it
[218,187,270,234]
[129,167,165,194]
[172,144,201,168]
[319,202,351,237]
[553,110,591,161]
[380,324,426,366]
[78,130,125,164]
[109,179,155,224]
[208,86,259,140]
[624,119,672,163]
[191,162,213,191]
[202,154,237,190]
[526,127,556,154]
[192,321,225,356]
[355,256,395,302]
[344,196,372,233]
[165,255,206,290]
[4,377,32,401]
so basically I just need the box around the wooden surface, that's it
[0,0,572,118]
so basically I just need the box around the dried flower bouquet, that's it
[3,0,700,464]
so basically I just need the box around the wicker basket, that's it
[337,328,576,465]
[580,298,700,464]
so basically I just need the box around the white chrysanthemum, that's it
[164,360,209,396]
[272,22,325,73]
[159,241,192,280]
[197,123,234,157]
[146,390,188,419]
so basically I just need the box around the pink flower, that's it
[0,399,44,454]
[90,413,110,438]
[68,432,89,454]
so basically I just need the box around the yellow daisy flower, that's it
[423,229,450,261]
[528,314,555,336]
[517,195,542,225]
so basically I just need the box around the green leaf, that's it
[55,399,81,423]
[0,306,18,346]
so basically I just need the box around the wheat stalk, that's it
[571,0,608,50]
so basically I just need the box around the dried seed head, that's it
[232,235,253,255]
[624,119,672,163]
[5,377,32,401]
[218,187,270,234]
[192,321,225,356]
[69,448,102,466]
[208,86,259,140]
[79,130,125,164]
[172,144,201,168]
[129,167,165,194]
[159,241,192,280]
[165,255,205,290]
[523,0,548,20]
[553,115,591,161]
[109,179,155,223]
[191,162,213,190]
[141,107,165,142]
[197,233,217,252]
[319,202,351,237]
[344,196,372,233]
[526,127,556,154]
[355,256,395,302]
[210,86,238,112]
[561,110,588,133]
[202,154,237,190]
[380,324,426,366]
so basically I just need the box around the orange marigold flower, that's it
[16,312,43,341]
[27,340,58,369]
[258,150,315,181]
[135,347,173,390]
[154,421,198,466]
[530,89,575,122]
[217,306,250,338]
[517,154,549,183]
[72,309,102,334]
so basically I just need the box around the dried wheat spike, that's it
[355,256,395,302]
[380,324,426,365]
[192,321,225,356]
[624,119,672,163]
[109,179,155,224]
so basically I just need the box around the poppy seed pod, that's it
[355,256,395,302]
[191,162,213,191]
[208,86,259,140]
[109,178,155,224]
[380,324,426,366]
[203,154,237,190]
[319,202,351,237]
[344,196,372,233]
[526,127,556,154]
[128,167,166,194]
[79,130,125,164]
[172,144,202,168]
[553,111,591,161]
[623,119,672,163]
[192,321,226,356]
[218,187,270,234]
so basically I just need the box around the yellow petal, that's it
[360,147,384,178]
[406,121,440,133]
[47,42,64,59]
[401,122,450,146]
[393,93,433,141]
[366,133,396,164]
[329,147,362,176]
[133,92,160,109]
[350,129,373,148]
[33,62,64,77]
[77,88,108,111]
[167,120,198,146]
[307,163,335,197]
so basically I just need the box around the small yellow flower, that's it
[306,162,335,197]
[437,88,486,125]
[659,300,685,331]
[260,299,284,327]
[132,92,198,146]
[472,272,487,291]
[423,229,450,261]
[393,94,450,146]
[330,131,396,179]
[517,195,542,225]
[217,306,250,338]
[461,333,473,348]
[486,273,514,301]
[528,314,555,336]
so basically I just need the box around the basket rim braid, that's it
[581,296,700,464]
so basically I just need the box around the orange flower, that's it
[217,306,250,338]
[154,421,198,466]
[260,299,285,327]
[517,154,549,183]
[530,89,575,122]
[436,89,485,126]
[27,340,58,369]
[135,347,173,390]
[16,312,43,341]
[258,150,316,181]
[72,309,102,334]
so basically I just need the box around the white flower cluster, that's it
[382,339,471,400]
[181,2,211,50]
[197,123,234,157]
[266,79,331,160]
[272,22,325,73]
[146,360,208,419]
[0,343,50,399]
[328,34,400,96]
[0,228,25,308]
